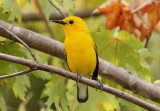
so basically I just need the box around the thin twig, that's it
[35,0,55,39]
[48,0,66,18]
[0,25,38,63]
[0,53,159,111]
[145,37,150,48]
[0,69,33,79]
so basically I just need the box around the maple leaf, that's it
[92,27,152,82]
[133,0,160,41]
[93,0,160,41]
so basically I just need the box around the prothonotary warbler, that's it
[52,16,103,103]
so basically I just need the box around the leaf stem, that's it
[115,39,118,65]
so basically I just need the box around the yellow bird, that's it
[52,16,102,103]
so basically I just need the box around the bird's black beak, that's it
[52,20,67,25]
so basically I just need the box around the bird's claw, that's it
[76,73,81,82]
[92,76,103,92]
[97,79,103,92]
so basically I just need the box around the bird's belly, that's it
[66,47,96,77]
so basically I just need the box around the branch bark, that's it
[0,53,159,111]
[21,9,98,21]
[0,69,33,79]
[0,20,160,103]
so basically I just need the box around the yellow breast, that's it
[64,32,97,77]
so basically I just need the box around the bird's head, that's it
[52,16,89,36]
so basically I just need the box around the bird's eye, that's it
[69,20,74,24]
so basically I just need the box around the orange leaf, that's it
[96,0,160,41]
[98,1,123,29]
[141,2,160,30]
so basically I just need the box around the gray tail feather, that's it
[77,82,88,103]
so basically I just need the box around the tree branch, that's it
[35,0,55,39]
[0,25,38,63]
[21,9,98,21]
[0,20,160,103]
[0,53,159,111]
[48,0,66,18]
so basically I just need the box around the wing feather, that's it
[92,44,99,80]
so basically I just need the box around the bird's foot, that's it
[92,76,103,92]
[97,79,103,92]
[76,73,81,82]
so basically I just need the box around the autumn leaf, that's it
[93,0,160,41]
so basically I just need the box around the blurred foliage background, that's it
[0,0,160,111]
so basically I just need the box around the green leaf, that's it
[0,40,52,100]
[42,76,69,111]
[0,40,28,76]
[52,0,75,16]
[138,48,152,58]
[0,8,11,21]
[33,70,52,80]
[42,0,54,20]
[53,0,64,10]
[0,40,27,57]
[29,54,52,80]
[98,92,120,111]
[120,98,146,111]
[2,0,21,22]
[0,91,7,111]
[0,40,29,76]
[63,0,74,16]
[54,0,63,6]
[12,75,30,100]
[92,27,153,82]
[0,40,31,100]
[154,80,160,87]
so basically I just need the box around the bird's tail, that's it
[77,82,88,103]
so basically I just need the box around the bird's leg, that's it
[76,73,81,82]
[92,76,103,92]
